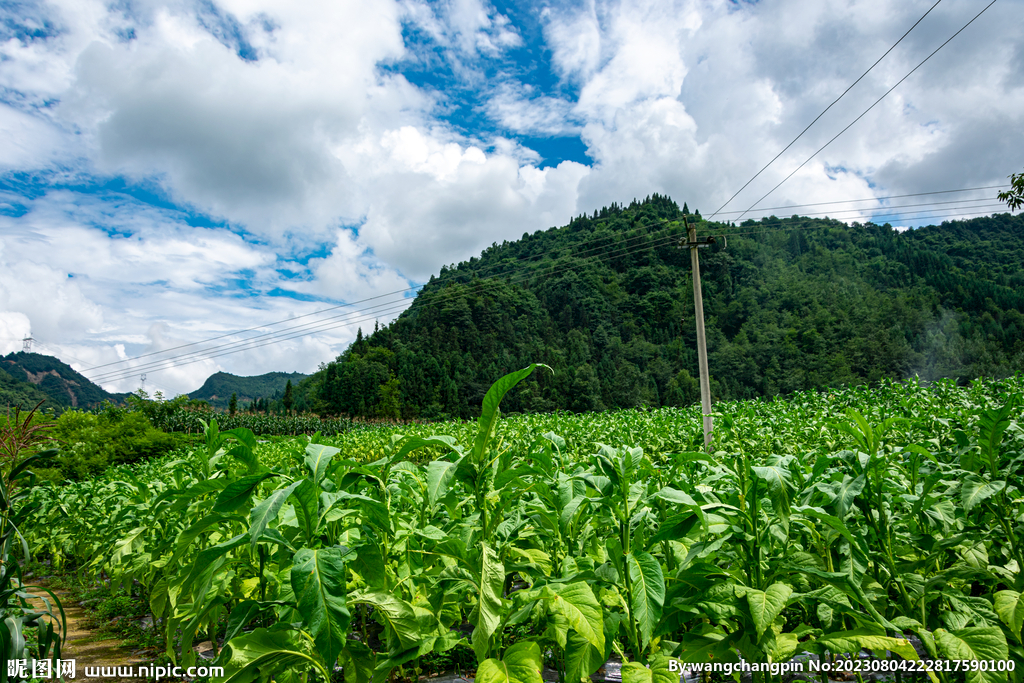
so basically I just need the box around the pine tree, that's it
[283,380,294,415]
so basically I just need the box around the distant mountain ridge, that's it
[188,371,308,409]
[0,351,127,411]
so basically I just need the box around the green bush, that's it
[42,409,179,480]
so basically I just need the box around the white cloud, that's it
[544,0,1024,216]
[484,82,579,136]
[0,103,64,167]
[0,312,32,356]
[350,124,589,279]
[0,190,416,394]
[404,0,522,59]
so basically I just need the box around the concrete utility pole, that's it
[681,215,714,448]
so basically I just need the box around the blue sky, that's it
[1,0,1022,395]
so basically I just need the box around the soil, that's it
[23,581,158,682]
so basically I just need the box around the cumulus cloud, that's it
[484,82,579,136]
[543,0,1024,217]
[350,124,589,278]
[0,190,412,393]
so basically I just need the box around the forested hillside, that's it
[0,351,126,410]
[187,370,308,410]
[0,367,55,412]
[311,195,1024,419]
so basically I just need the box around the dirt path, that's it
[24,582,155,681]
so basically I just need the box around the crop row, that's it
[144,407,364,437]
[22,369,1024,683]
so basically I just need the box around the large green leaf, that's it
[394,435,462,462]
[304,444,340,484]
[249,480,304,549]
[794,507,868,555]
[834,474,866,519]
[978,402,1015,471]
[339,641,377,683]
[168,513,244,567]
[472,542,506,661]
[994,591,1024,644]
[961,476,1006,513]
[213,473,278,513]
[808,628,922,663]
[564,630,605,683]
[425,461,456,507]
[178,533,249,602]
[291,547,352,666]
[626,551,665,651]
[751,464,793,522]
[475,641,543,683]
[935,626,1010,683]
[216,627,330,683]
[543,581,604,652]
[289,478,319,544]
[655,487,700,508]
[321,491,391,532]
[224,600,262,644]
[746,583,793,639]
[472,364,550,465]
[649,512,701,546]
[621,655,679,683]
[349,591,434,651]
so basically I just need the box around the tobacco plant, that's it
[17,375,1024,683]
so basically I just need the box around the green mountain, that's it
[188,371,308,409]
[0,351,126,411]
[0,366,56,413]
[309,194,1024,419]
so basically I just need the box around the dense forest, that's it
[187,370,308,410]
[0,366,54,412]
[0,351,126,411]
[306,195,1024,419]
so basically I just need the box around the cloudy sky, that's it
[1,0,1021,396]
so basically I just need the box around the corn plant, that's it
[1,404,65,678]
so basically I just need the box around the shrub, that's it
[44,409,179,480]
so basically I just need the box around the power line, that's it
[713,184,1008,215]
[80,285,424,372]
[88,301,418,385]
[88,192,1013,385]
[730,199,1005,223]
[88,227,689,383]
[83,188,1013,386]
[708,0,944,219]
[86,194,1010,385]
[81,216,679,378]
[15,337,176,398]
[717,206,1009,238]
[85,222,681,383]
[86,223,693,384]
[78,180,1011,383]
[736,0,999,220]
[84,297,416,384]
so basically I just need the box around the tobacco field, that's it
[19,368,1024,683]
